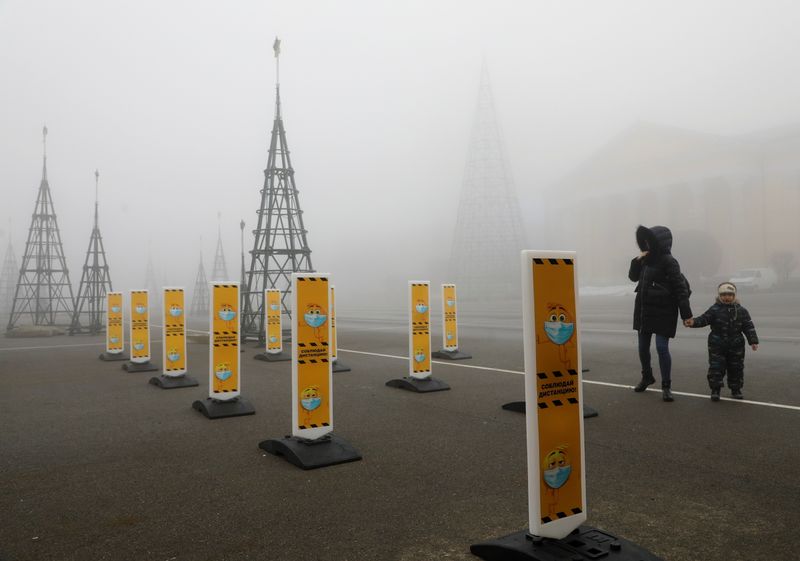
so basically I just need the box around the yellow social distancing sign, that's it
[210,283,240,400]
[163,288,187,376]
[330,285,338,362]
[106,292,124,354]
[522,251,586,539]
[442,283,458,351]
[130,290,151,364]
[409,281,431,379]
[292,273,332,440]
[265,288,282,354]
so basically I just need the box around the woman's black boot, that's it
[634,369,656,392]
[662,383,674,402]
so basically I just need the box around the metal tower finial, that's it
[273,37,281,86]
[42,125,48,181]
[94,169,100,226]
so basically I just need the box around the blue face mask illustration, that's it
[215,369,232,381]
[167,352,181,362]
[414,352,426,363]
[218,309,236,321]
[111,306,121,313]
[301,397,322,411]
[169,306,183,317]
[133,342,145,351]
[270,303,280,311]
[269,336,278,343]
[543,465,571,489]
[544,321,574,345]
[109,336,119,344]
[304,313,327,328]
[446,299,455,308]
[446,332,454,341]
[135,305,147,315]
[415,303,428,314]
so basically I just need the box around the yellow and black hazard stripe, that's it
[297,358,330,364]
[297,342,329,347]
[541,507,582,524]
[164,288,182,293]
[411,282,427,287]
[215,388,238,393]
[297,277,326,283]
[533,258,574,266]
[298,422,330,430]
[215,283,237,288]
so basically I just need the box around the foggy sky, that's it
[2,0,800,307]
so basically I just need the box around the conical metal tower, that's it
[241,38,314,340]
[447,65,526,303]
[190,249,210,316]
[0,225,19,320]
[70,170,114,334]
[211,213,229,281]
[7,127,76,331]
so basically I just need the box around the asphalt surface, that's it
[1,293,798,561]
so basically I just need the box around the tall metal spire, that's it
[0,219,18,321]
[190,243,210,316]
[211,212,229,281]
[447,65,527,303]
[7,126,76,331]
[70,169,114,334]
[241,38,315,340]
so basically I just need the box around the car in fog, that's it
[729,268,778,291]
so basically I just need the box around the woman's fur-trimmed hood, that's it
[636,225,673,256]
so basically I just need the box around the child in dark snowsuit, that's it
[685,282,758,401]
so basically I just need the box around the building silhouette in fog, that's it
[548,122,800,284]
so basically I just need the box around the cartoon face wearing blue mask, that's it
[111,305,121,314]
[269,303,280,311]
[218,304,236,322]
[215,363,232,381]
[134,304,147,315]
[446,299,455,308]
[109,336,119,344]
[542,446,571,489]
[415,300,428,314]
[544,305,574,346]
[414,347,426,363]
[169,305,183,318]
[304,304,327,328]
[167,349,181,362]
[133,340,145,351]
[300,386,321,411]
[269,335,278,343]
[446,331,454,341]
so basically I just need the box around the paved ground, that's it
[1,294,798,561]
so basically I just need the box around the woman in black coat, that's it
[628,225,693,401]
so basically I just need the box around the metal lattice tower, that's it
[190,250,210,316]
[70,170,114,334]
[447,65,526,302]
[241,38,314,340]
[0,228,18,320]
[211,213,229,281]
[7,127,76,331]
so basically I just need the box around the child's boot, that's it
[710,388,721,402]
[661,382,674,402]
[634,369,656,392]
[731,388,743,400]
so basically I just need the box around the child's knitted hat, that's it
[718,282,737,295]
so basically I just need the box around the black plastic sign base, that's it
[259,433,362,470]
[149,374,199,389]
[385,376,450,393]
[332,360,351,373]
[99,352,129,361]
[501,401,599,419]
[254,351,291,362]
[431,348,472,360]
[471,525,664,561]
[122,361,159,373]
[192,397,255,419]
